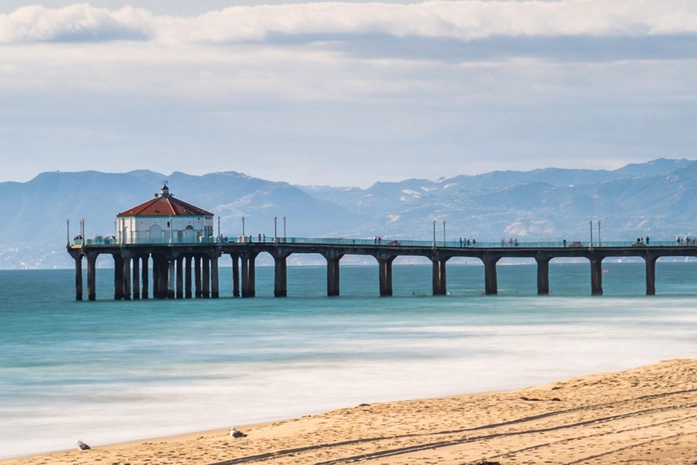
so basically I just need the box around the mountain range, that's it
[2,158,696,269]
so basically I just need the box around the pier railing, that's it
[71,236,689,248]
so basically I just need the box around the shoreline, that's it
[4,359,697,465]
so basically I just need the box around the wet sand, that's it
[4,359,697,465]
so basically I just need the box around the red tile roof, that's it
[117,195,213,217]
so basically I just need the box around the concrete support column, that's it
[176,256,184,299]
[536,256,551,295]
[158,256,169,299]
[113,254,124,300]
[153,256,162,298]
[590,256,604,296]
[153,255,160,298]
[202,256,211,298]
[132,256,140,300]
[122,256,132,300]
[87,254,97,301]
[326,256,342,297]
[167,260,175,299]
[483,255,500,295]
[241,254,257,298]
[431,259,448,296]
[440,260,447,294]
[211,254,219,299]
[194,255,202,298]
[378,257,395,296]
[274,255,288,297]
[185,256,192,299]
[141,255,149,299]
[645,255,657,296]
[231,255,240,297]
[241,255,249,297]
[431,260,440,295]
[74,255,83,301]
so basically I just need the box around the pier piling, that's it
[431,258,448,296]
[590,257,604,296]
[74,255,83,301]
[274,255,288,297]
[645,255,657,296]
[132,256,140,300]
[123,256,132,300]
[241,253,257,298]
[231,255,240,297]
[483,255,500,295]
[211,254,219,299]
[113,254,124,300]
[141,256,149,299]
[378,256,395,297]
[325,253,343,297]
[87,253,97,301]
[536,256,551,295]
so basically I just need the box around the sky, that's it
[1,0,696,187]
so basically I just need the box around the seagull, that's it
[229,427,247,438]
[76,440,91,450]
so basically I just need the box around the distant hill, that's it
[1,158,696,269]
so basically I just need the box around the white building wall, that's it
[118,216,213,243]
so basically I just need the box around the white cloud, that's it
[0,4,154,42]
[2,0,697,45]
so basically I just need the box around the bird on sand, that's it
[230,427,247,438]
[76,440,91,450]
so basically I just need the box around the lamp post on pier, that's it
[218,216,221,238]
[242,217,245,237]
[283,216,287,239]
[598,221,601,247]
[274,216,278,240]
[589,220,593,249]
[80,218,85,245]
[443,220,446,246]
[66,219,70,246]
[432,220,436,247]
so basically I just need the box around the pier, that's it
[66,238,696,300]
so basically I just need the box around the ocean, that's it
[2,260,697,458]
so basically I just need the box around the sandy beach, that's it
[4,359,697,465]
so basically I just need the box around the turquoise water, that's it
[2,261,697,458]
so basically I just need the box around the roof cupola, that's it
[160,182,171,198]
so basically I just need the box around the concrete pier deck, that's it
[67,238,696,300]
